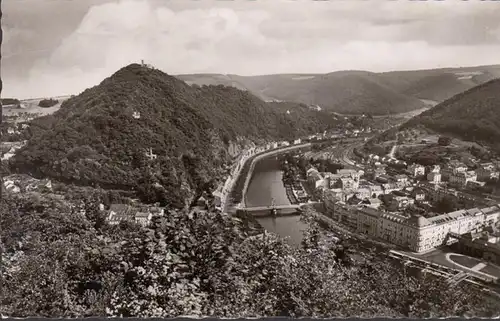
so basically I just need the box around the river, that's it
[244,155,308,246]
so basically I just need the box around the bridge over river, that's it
[237,201,323,218]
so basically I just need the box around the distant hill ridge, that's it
[176,64,500,115]
[10,63,341,208]
[400,78,500,151]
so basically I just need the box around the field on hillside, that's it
[2,96,71,122]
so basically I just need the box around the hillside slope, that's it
[377,65,500,102]
[179,71,426,115]
[10,64,340,207]
[401,78,500,151]
[177,64,500,115]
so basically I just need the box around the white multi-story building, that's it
[336,177,358,190]
[430,165,441,173]
[356,187,371,200]
[382,183,404,194]
[328,169,361,190]
[408,164,425,177]
[411,188,426,201]
[450,161,468,175]
[356,204,500,253]
[427,171,442,184]
[394,174,409,184]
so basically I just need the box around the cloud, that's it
[3,0,500,98]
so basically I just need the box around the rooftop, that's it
[407,215,433,228]
[382,212,410,224]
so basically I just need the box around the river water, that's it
[245,155,308,246]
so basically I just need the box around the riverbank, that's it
[240,143,312,208]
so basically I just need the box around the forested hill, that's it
[401,78,500,151]
[10,63,340,207]
[177,64,500,115]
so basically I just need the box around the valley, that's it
[2,62,500,319]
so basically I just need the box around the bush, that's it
[38,98,59,108]
[438,136,452,146]
[2,195,499,318]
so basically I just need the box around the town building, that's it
[362,198,382,209]
[369,185,384,198]
[212,189,223,210]
[356,204,500,253]
[145,147,157,161]
[382,183,404,194]
[449,170,477,186]
[107,203,162,226]
[307,168,327,188]
[427,171,442,184]
[430,165,441,173]
[107,204,138,225]
[135,211,153,226]
[369,166,387,180]
[335,177,358,191]
[196,195,209,208]
[476,163,500,182]
[394,196,415,209]
[456,230,500,265]
[394,174,409,184]
[324,188,345,204]
[411,188,426,201]
[3,180,20,193]
[408,164,425,177]
[327,169,361,190]
[355,187,371,200]
[357,206,380,236]
[449,161,468,174]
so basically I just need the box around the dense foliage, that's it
[38,98,59,108]
[2,192,499,318]
[1,98,21,105]
[9,64,340,207]
[403,79,500,152]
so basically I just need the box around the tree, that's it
[438,136,452,146]
[38,98,59,108]
[434,195,459,213]
[2,192,499,318]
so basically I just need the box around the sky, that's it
[2,0,500,99]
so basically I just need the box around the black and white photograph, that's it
[2,0,500,318]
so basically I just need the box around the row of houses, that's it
[408,161,499,187]
[105,203,165,226]
[352,204,500,253]
[312,165,419,209]
[1,141,27,161]
[3,174,53,194]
